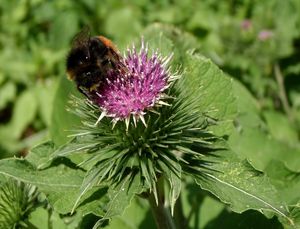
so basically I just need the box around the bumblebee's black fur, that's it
[66,28,125,97]
[67,37,108,86]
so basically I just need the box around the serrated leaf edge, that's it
[204,172,294,226]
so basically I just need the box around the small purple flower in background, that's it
[91,41,177,127]
[240,19,252,31]
[258,30,273,41]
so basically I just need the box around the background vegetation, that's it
[0,0,300,228]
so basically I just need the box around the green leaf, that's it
[203,209,284,229]
[28,207,79,229]
[198,196,225,229]
[49,211,69,229]
[104,173,143,220]
[0,158,84,192]
[28,207,50,229]
[11,90,38,139]
[178,54,237,136]
[183,181,284,228]
[0,89,38,140]
[263,110,298,145]
[48,187,108,216]
[181,182,225,229]
[35,79,58,127]
[142,28,174,60]
[48,11,79,50]
[50,76,81,146]
[158,159,181,215]
[196,149,295,226]
[105,7,143,48]
[90,173,143,228]
[265,160,300,205]
[106,197,155,229]
[0,82,16,110]
[229,81,300,172]
[142,23,200,65]
[287,207,300,229]
[168,166,181,216]
[0,157,108,216]
[92,174,143,228]
[229,127,300,172]
[26,141,56,168]
[231,78,262,129]
[70,164,108,214]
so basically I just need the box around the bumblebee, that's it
[66,28,125,95]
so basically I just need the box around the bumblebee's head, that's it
[66,47,103,91]
[66,37,108,73]
[66,47,90,75]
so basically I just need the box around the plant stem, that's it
[274,63,293,121]
[174,194,187,229]
[148,178,176,229]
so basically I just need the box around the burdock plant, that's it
[0,26,295,229]
[39,29,294,228]
[47,39,223,228]
[0,180,39,228]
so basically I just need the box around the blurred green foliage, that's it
[1,0,300,158]
[0,0,300,228]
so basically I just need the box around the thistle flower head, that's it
[258,30,273,41]
[56,37,221,217]
[240,19,252,31]
[90,41,175,126]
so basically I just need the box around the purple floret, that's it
[91,41,175,126]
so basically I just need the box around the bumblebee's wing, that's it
[71,26,91,48]
[108,48,129,75]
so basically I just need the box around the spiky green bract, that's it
[49,69,223,215]
[0,180,39,228]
